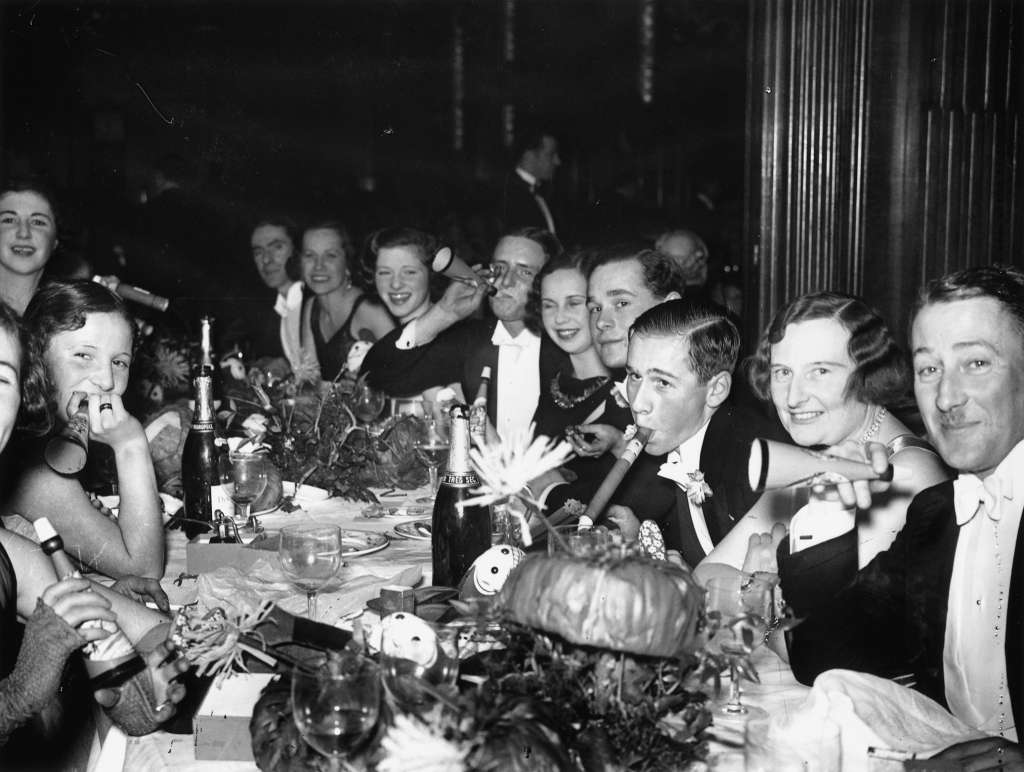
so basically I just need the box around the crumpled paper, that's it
[192,556,423,626]
[768,669,988,772]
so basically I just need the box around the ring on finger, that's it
[99,402,114,413]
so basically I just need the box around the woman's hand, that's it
[110,575,171,614]
[740,523,788,576]
[567,424,624,458]
[82,391,145,450]
[42,576,117,641]
[812,439,891,510]
[605,505,640,541]
[95,638,190,732]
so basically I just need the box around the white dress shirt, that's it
[515,168,556,235]
[658,418,713,556]
[275,281,304,372]
[491,322,541,441]
[944,438,1024,742]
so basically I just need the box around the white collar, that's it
[274,281,303,317]
[953,437,1024,525]
[666,415,713,471]
[491,322,541,348]
[515,167,538,189]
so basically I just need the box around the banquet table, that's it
[122,487,813,772]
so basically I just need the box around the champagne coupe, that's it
[278,524,343,619]
[414,418,449,502]
[224,451,268,534]
[352,379,387,425]
[292,652,380,769]
[704,574,775,718]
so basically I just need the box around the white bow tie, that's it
[491,325,539,349]
[953,473,1011,525]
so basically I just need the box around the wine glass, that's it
[224,451,268,535]
[379,619,460,714]
[352,380,387,425]
[414,418,449,502]
[292,651,380,769]
[704,574,775,718]
[278,524,343,619]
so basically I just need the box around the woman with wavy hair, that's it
[3,280,164,579]
[299,220,394,380]
[696,292,949,592]
[0,178,60,315]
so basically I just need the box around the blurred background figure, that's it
[501,125,561,236]
[654,228,710,303]
[250,214,304,370]
[0,179,60,315]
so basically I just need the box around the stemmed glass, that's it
[278,524,343,619]
[292,651,380,770]
[704,574,775,718]
[379,621,460,714]
[414,418,449,503]
[352,379,387,425]
[223,451,268,536]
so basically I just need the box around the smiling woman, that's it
[0,179,60,316]
[2,280,165,580]
[696,292,950,590]
[298,221,395,380]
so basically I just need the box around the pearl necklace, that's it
[859,406,887,444]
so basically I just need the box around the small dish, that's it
[342,530,391,557]
[252,482,331,516]
[394,519,432,541]
[361,503,433,519]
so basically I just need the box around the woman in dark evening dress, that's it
[528,252,630,487]
[298,221,394,380]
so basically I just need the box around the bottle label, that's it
[211,484,233,514]
[440,471,478,487]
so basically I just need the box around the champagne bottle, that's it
[182,373,224,538]
[468,365,491,448]
[431,404,491,587]
[195,315,223,407]
[33,517,145,690]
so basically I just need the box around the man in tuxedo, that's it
[500,129,561,236]
[601,299,781,568]
[783,265,1024,763]
[362,227,567,440]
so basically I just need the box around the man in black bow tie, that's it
[500,128,561,236]
[784,265,1024,765]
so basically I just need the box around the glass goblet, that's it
[352,380,387,425]
[379,620,460,714]
[704,574,775,718]
[278,524,343,619]
[224,451,268,535]
[414,418,449,502]
[292,651,380,769]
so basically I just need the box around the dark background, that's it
[1,0,749,283]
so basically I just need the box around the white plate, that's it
[394,519,432,541]
[343,530,390,557]
[252,482,331,515]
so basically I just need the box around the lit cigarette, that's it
[867,747,917,761]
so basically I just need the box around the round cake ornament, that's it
[458,543,525,600]
[379,612,439,667]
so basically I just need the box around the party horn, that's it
[748,437,894,493]
[93,275,170,312]
[45,402,90,474]
[431,247,498,296]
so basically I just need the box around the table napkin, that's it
[779,669,988,771]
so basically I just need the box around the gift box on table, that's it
[194,673,276,761]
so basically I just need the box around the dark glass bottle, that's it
[182,373,221,538]
[431,404,491,587]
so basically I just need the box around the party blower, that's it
[431,246,498,296]
[44,401,90,474]
[748,437,895,492]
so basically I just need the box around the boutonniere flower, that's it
[681,471,713,506]
[613,379,629,408]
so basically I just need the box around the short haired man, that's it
[363,227,566,441]
[784,266,1024,763]
[250,216,303,369]
[603,299,782,567]
[501,128,561,235]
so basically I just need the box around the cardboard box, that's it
[185,541,267,574]
[193,673,276,761]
